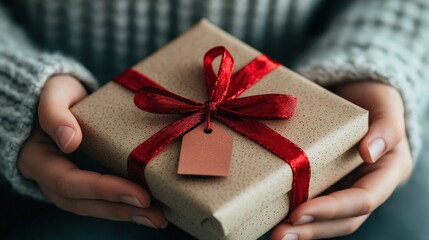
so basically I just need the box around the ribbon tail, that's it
[215,115,310,211]
[128,112,204,183]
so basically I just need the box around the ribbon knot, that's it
[114,46,311,211]
[204,101,217,112]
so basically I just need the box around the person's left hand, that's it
[270,81,413,240]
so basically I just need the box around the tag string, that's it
[204,101,215,133]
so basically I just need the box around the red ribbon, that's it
[114,46,310,210]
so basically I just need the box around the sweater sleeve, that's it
[297,0,429,159]
[0,5,98,201]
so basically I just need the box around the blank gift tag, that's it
[178,122,233,177]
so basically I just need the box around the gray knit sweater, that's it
[1,0,428,200]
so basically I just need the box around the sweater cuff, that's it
[297,50,427,160]
[0,51,97,201]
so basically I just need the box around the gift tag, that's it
[178,122,233,177]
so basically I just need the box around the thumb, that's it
[358,88,405,163]
[334,82,405,164]
[360,114,405,163]
[38,74,88,153]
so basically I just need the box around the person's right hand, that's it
[18,75,168,229]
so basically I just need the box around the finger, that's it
[288,187,377,226]
[52,169,152,208]
[43,190,167,229]
[38,74,88,153]
[270,215,369,240]
[20,140,151,208]
[288,140,411,224]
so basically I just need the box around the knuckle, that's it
[58,198,93,218]
[344,220,361,235]
[66,201,87,216]
[55,174,72,198]
[324,195,340,219]
[94,174,108,199]
[360,201,374,215]
[108,205,129,220]
[55,199,72,213]
[304,225,316,240]
[51,196,75,214]
[358,189,376,215]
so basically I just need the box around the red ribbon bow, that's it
[114,46,310,211]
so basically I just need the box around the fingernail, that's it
[56,125,75,151]
[119,195,147,208]
[132,215,157,228]
[368,138,385,162]
[282,233,298,240]
[293,215,314,225]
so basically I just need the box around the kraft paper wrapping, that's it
[71,20,368,240]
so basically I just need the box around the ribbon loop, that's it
[225,55,280,101]
[218,94,297,119]
[134,86,203,114]
[204,46,234,104]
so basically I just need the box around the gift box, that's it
[70,20,368,240]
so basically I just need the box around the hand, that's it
[18,75,168,229]
[270,82,413,240]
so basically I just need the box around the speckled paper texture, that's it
[71,20,368,240]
